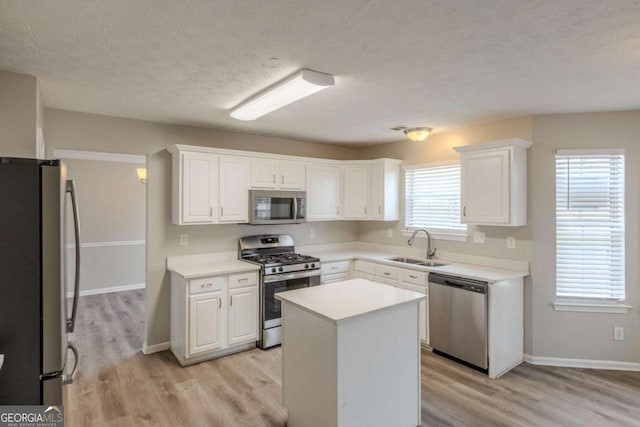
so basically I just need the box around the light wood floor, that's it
[66,290,640,426]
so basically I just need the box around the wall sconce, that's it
[137,168,147,184]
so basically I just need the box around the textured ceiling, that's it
[1,0,639,145]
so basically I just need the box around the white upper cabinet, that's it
[250,159,305,190]
[343,165,369,219]
[172,151,218,225]
[343,160,400,221]
[219,156,251,222]
[454,138,532,226]
[306,164,342,220]
[368,160,400,221]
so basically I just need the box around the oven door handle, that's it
[263,270,321,283]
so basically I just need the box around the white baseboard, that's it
[524,354,640,372]
[68,282,145,297]
[142,341,170,355]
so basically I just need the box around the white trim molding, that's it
[552,300,632,314]
[524,354,640,372]
[67,282,145,298]
[142,341,171,355]
[53,149,146,164]
[66,239,146,249]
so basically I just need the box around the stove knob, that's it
[271,267,277,273]
[278,267,283,272]
[311,263,315,268]
[305,264,309,269]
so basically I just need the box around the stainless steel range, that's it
[239,234,321,349]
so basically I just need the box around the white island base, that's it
[276,279,425,427]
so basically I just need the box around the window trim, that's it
[554,148,627,305]
[403,161,468,242]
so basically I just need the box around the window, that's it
[555,150,625,300]
[404,163,467,238]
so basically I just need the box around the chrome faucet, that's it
[407,228,437,260]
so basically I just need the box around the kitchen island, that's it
[275,279,425,427]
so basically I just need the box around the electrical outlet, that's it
[473,231,485,244]
[507,236,516,249]
[387,228,393,238]
[180,234,188,246]
[614,326,625,341]
[310,227,316,238]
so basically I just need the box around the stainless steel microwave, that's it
[249,190,306,225]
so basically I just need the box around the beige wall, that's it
[63,159,146,293]
[530,112,639,362]
[44,108,360,348]
[0,70,38,158]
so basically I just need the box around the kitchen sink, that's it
[387,257,448,267]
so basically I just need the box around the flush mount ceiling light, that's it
[404,127,433,142]
[230,69,335,121]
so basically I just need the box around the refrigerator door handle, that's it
[66,180,81,333]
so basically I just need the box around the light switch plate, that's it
[614,326,624,341]
[387,228,393,238]
[180,234,188,246]
[507,236,516,249]
[310,227,316,238]
[473,231,485,244]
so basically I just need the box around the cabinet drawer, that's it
[354,260,376,274]
[189,276,226,295]
[321,272,350,285]
[228,272,258,289]
[375,264,398,280]
[352,271,374,281]
[400,269,427,286]
[321,261,350,275]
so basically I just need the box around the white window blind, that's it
[405,163,466,233]
[555,150,625,300]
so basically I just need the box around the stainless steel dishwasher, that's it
[428,273,488,370]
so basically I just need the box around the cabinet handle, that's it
[384,272,391,276]
[201,283,213,289]
[230,295,233,306]
[239,277,248,282]
[409,275,417,279]
[364,206,367,215]
[463,206,466,216]
[273,174,276,184]
[209,207,213,217]
[281,175,284,184]
[378,206,381,214]
[337,206,340,214]
[331,266,339,270]
[218,298,221,309]
[221,206,224,217]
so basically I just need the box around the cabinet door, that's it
[343,166,369,219]
[251,159,278,189]
[368,163,384,220]
[228,286,258,345]
[399,282,428,344]
[461,148,511,224]
[189,291,225,355]
[182,153,217,223]
[219,156,250,222]
[279,161,305,190]
[306,164,341,220]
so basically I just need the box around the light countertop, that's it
[305,249,527,283]
[167,252,259,279]
[275,278,426,324]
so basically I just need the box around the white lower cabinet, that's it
[399,281,428,345]
[228,286,259,345]
[189,290,225,355]
[170,270,259,366]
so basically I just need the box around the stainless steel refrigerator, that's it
[0,157,80,405]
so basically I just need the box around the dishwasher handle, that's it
[429,273,488,294]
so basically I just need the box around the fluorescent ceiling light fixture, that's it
[230,69,335,121]
[404,127,433,142]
